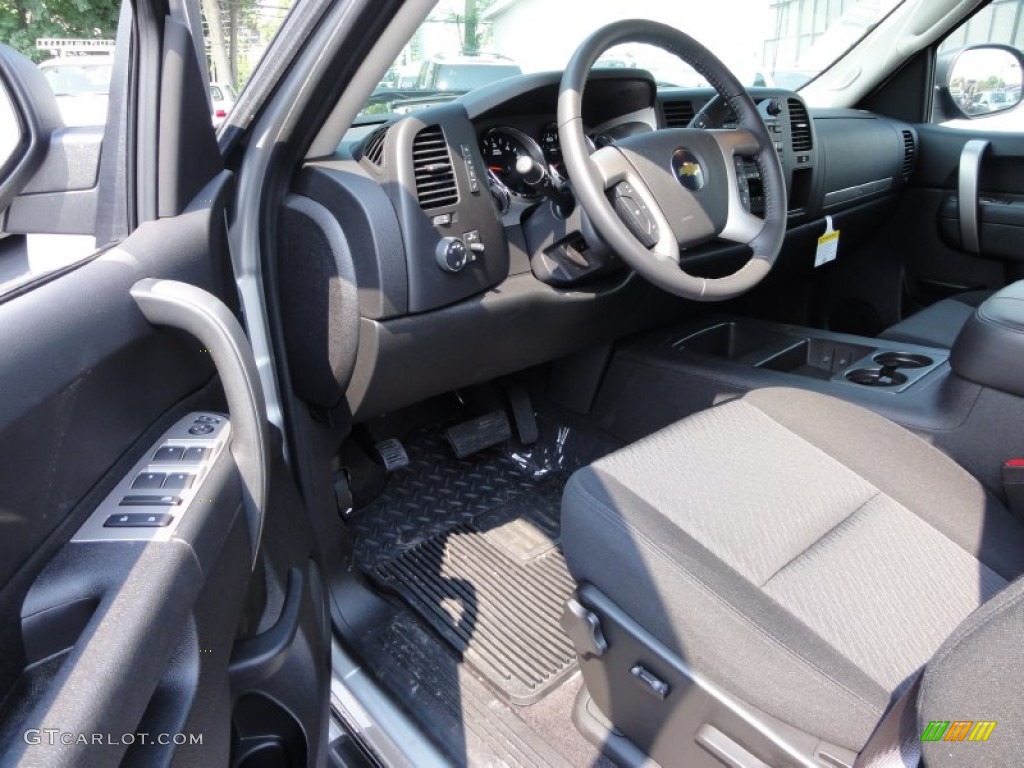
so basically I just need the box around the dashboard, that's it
[286,70,919,420]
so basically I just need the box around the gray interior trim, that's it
[233,0,424,448]
[131,278,269,567]
[330,639,449,768]
[306,0,434,158]
[823,177,893,207]
[957,139,989,254]
[577,585,849,768]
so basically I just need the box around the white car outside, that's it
[38,55,113,127]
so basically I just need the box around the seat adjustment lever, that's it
[560,597,608,658]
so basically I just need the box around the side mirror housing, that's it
[936,44,1024,121]
[0,44,106,236]
[0,45,64,216]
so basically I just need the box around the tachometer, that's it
[480,127,546,199]
[539,124,564,180]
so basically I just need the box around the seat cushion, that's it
[561,387,1024,751]
[879,290,991,348]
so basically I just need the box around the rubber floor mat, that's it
[351,426,599,704]
[360,613,573,767]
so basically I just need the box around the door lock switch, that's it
[120,495,183,507]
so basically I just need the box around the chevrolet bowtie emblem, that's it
[671,149,705,191]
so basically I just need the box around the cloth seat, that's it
[561,387,1024,755]
[879,290,991,348]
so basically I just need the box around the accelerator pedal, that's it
[503,381,538,445]
[446,411,512,459]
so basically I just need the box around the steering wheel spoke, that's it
[710,127,759,156]
[591,146,680,261]
[712,129,768,244]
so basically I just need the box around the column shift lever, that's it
[515,155,575,218]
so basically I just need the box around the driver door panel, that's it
[0,5,329,763]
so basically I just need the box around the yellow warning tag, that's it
[815,215,840,267]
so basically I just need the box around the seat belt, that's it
[852,675,923,768]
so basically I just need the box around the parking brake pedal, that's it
[374,438,410,472]
[446,411,512,459]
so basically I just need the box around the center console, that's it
[590,312,1024,499]
[672,320,946,394]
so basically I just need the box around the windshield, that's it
[360,0,905,120]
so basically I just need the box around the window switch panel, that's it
[73,412,230,543]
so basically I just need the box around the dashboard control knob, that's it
[765,98,782,117]
[436,237,469,273]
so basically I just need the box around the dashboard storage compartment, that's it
[671,322,794,363]
[758,338,876,380]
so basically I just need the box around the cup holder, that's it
[846,368,909,387]
[873,352,934,369]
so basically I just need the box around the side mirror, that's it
[937,44,1024,120]
[0,45,63,216]
[0,44,106,236]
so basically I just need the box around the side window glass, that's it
[36,39,115,128]
[935,0,1024,132]
[199,1,294,126]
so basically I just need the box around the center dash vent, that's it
[788,98,812,152]
[359,125,389,169]
[901,129,916,177]
[662,100,695,127]
[412,125,459,210]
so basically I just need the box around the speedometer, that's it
[480,127,546,199]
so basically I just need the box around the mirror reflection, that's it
[949,47,1023,116]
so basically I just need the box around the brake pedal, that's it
[446,411,511,459]
[374,438,410,472]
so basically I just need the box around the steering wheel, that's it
[557,20,787,301]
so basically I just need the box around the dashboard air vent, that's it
[788,98,812,152]
[360,125,388,169]
[412,125,459,209]
[901,129,916,177]
[662,100,695,127]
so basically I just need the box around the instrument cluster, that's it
[480,124,604,202]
